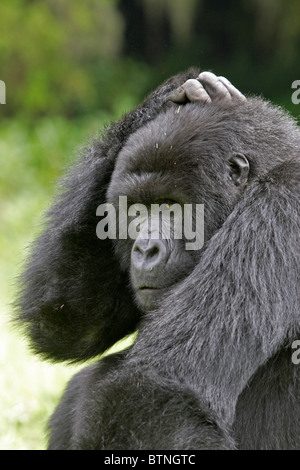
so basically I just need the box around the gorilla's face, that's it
[107,104,250,310]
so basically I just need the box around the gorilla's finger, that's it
[169,85,187,103]
[170,80,211,104]
[180,79,212,103]
[198,72,232,102]
[218,76,247,102]
[171,71,246,106]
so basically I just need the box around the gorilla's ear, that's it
[229,154,249,186]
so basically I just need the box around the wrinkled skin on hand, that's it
[170,71,246,104]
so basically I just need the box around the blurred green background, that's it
[0,0,299,450]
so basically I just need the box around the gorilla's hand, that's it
[171,71,246,104]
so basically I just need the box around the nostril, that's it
[147,245,159,258]
[134,244,144,255]
[133,239,148,255]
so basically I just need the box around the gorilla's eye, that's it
[132,203,147,214]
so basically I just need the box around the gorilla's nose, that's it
[131,238,168,273]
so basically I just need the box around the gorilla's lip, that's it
[138,285,160,291]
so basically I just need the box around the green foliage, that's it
[0,0,151,117]
[1,0,299,119]
[0,326,80,450]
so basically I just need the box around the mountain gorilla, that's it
[16,70,300,450]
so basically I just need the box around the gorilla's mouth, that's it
[139,286,159,291]
[136,285,165,311]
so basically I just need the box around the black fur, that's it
[16,70,300,449]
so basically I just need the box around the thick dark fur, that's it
[16,70,300,449]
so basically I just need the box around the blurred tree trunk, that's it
[119,0,200,64]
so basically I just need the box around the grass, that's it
[0,111,132,450]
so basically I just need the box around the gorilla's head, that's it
[106,103,252,310]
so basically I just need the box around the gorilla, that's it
[16,69,300,450]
